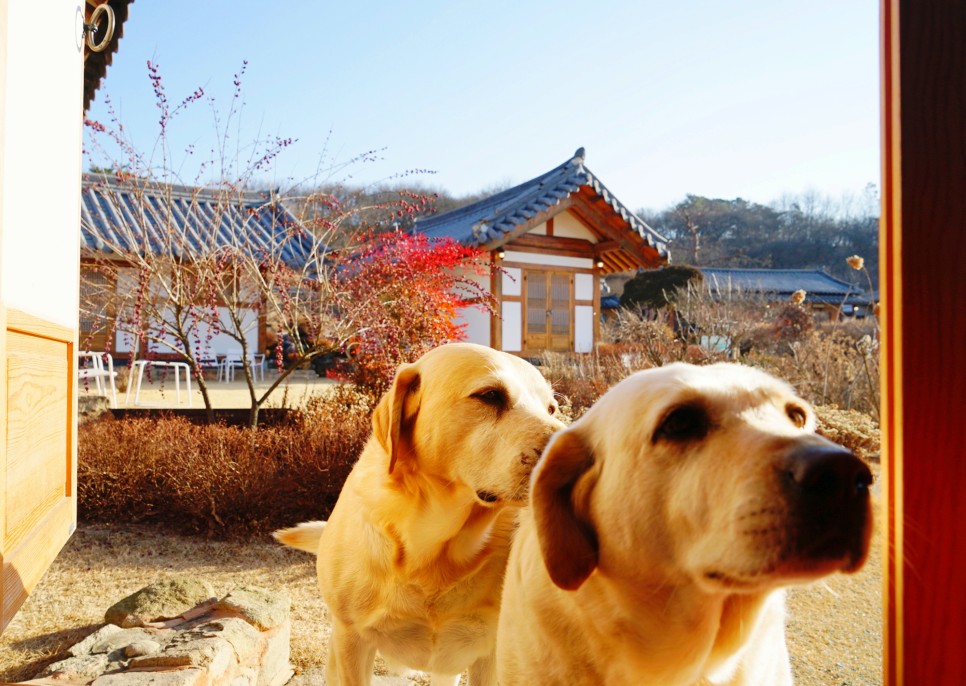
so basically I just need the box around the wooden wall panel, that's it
[6,333,71,541]
[1,309,76,632]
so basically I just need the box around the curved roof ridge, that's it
[413,148,668,260]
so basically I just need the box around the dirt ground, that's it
[0,479,882,685]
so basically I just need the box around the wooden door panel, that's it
[549,273,572,351]
[523,269,574,352]
[6,332,70,543]
[525,272,547,347]
[1,309,76,632]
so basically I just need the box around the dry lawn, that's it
[0,478,882,685]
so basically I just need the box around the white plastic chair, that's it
[248,353,265,381]
[219,351,265,382]
[219,351,246,382]
[195,354,222,379]
[78,351,118,408]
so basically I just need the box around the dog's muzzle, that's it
[782,441,873,569]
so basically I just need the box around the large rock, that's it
[68,623,124,657]
[216,586,291,631]
[27,583,292,686]
[105,578,216,628]
[78,395,112,424]
[37,653,111,681]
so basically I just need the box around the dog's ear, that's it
[531,428,599,591]
[371,363,422,474]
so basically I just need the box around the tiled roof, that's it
[80,174,317,268]
[412,148,669,259]
[701,268,866,304]
[84,0,135,112]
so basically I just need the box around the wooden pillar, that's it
[881,0,966,683]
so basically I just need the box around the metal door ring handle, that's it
[85,4,115,53]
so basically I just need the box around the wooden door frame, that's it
[880,0,966,683]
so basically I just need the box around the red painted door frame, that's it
[880,0,966,683]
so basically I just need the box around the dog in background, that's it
[275,343,564,686]
[497,362,873,686]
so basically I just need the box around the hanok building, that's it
[700,268,870,319]
[80,174,313,358]
[412,148,669,354]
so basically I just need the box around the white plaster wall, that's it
[501,301,522,352]
[455,305,491,347]
[553,211,597,241]
[503,251,594,270]
[456,266,490,290]
[575,305,594,353]
[521,211,596,241]
[1,0,84,328]
[501,267,522,296]
[575,273,594,301]
[115,304,259,357]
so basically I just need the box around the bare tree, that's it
[80,175,322,423]
[82,62,494,427]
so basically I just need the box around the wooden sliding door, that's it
[524,270,573,352]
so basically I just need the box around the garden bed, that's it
[109,407,298,427]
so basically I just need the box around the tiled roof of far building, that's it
[412,148,669,259]
[80,174,317,268]
[701,268,866,304]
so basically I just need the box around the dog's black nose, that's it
[785,443,872,504]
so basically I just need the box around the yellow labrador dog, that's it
[274,343,563,686]
[497,362,872,686]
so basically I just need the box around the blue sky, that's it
[85,1,880,213]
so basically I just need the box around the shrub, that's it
[770,303,815,341]
[746,326,880,416]
[78,385,373,538]
[538,351,650,420]
[619,264,703,310]
[814,405,880,461]
[336,231,496,397]
[602,309,688,367]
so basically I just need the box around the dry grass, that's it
[605,297,882,417]
[0,469,882,685]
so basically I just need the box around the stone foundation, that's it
[19,581,293,686]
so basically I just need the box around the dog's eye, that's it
[548,404,557,416]
[655,404,710,442]
[786,404,808,428]
[472,388,508,410]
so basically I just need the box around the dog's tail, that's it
[272,520,327,553]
